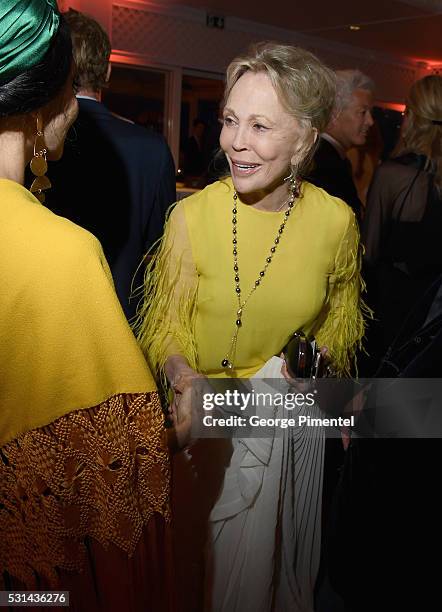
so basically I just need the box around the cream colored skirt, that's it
[206,357,324,612]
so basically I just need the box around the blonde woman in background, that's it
[362,75,442,373]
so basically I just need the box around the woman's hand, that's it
[165,354,203,394]
[170,387,194,450]
[165,354,205,427]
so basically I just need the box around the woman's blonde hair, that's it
[393,75,442,192]
[223,42,336,175]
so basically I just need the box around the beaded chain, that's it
[221,178,301,370]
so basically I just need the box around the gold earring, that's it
[30,116,51,204]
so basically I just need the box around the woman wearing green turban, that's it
[0,2,187,609]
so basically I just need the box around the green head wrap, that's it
[0,0,60,83]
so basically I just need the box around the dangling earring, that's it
[283,167,295,182]
[284,165,298,194]
[29,115,51,204]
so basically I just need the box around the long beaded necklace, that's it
[221,177,301,370]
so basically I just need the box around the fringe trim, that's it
[315,230,373,377]
[133,208,199,393]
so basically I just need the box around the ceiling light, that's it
[349,25,361,31]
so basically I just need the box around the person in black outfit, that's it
[311,72,375,611]
[308,70,375,223]
[362,74,442,375]
[327,75,442,612]
[47,10,176,321]
[328,275,442,612]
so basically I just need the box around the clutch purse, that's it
[283,330,326,379]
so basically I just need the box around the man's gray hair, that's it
[334,69,375,114]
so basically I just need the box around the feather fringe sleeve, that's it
[133,203,199,390]
[315,211,372,377]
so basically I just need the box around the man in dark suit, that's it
[310,70,375,611]
[308,70,375,223]
[47,9,176,321]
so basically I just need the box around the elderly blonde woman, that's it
[138,43,366,611]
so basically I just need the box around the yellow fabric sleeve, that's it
[135,202,199,388]
[314,210,371,376]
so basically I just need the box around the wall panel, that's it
[112,1,428,103]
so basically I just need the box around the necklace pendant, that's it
[224,183,300,376]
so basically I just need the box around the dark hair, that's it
[0,16,73,118]
[63,9,111,92]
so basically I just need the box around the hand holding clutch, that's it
[283,331,329,379]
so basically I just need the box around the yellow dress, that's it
[137,176,366,612]
[0,179,171,609]
[138,177,365,380]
